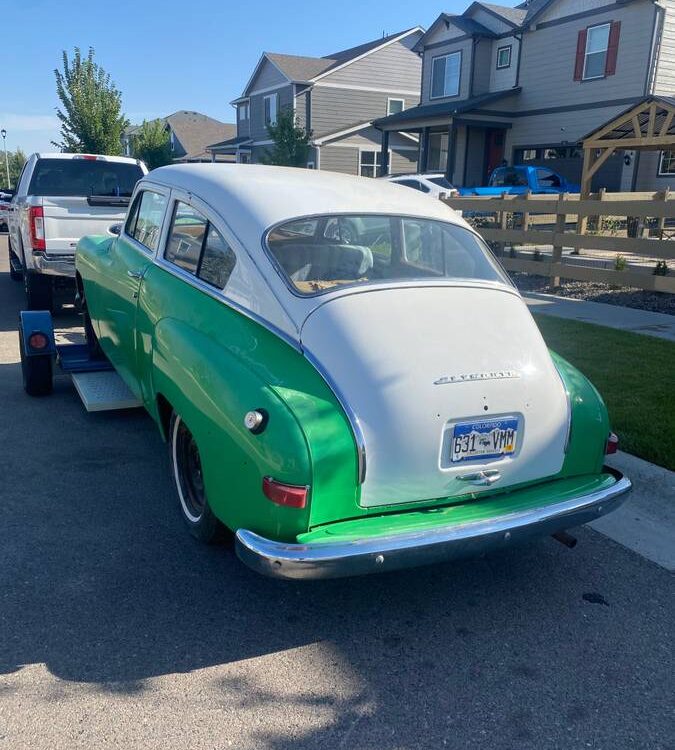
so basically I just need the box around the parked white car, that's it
[8,152,147,309]
[384,172,459,198]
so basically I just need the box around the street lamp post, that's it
[0,129,9,189]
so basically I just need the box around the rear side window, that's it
[125,190,167,252]
[28,158,144,198]
[164,200,237,289]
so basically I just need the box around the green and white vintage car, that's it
[71,164,630,578]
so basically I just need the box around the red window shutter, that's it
[605,21,621,76]
[574,28,587,81]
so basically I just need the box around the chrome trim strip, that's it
[235,469,631,580]
[303,348,367,485]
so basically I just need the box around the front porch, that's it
[373,89,518,186]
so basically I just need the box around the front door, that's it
[484,129,506,179]
[91,188,169,397]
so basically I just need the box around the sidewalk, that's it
[523,292,675,342]
[590,451,675,572]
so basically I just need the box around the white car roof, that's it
[143,164,472,339]
[149,164,462,234]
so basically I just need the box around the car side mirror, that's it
[109,223,122,236]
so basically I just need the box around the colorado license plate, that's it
[451,417,518,463]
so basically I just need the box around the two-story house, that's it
[207,28,424,176]
[375,0,675,191]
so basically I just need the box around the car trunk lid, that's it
[300,285,569,508]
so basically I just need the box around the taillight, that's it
[28,332,49,351]
[605,432,619,455]
[28,206,45,251]
[262,477,308,509]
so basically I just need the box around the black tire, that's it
[82,302,103,359]
[169,411,223,543]
[24,272,53,311]
[19,327,53,396]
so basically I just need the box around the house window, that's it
[659,150,675,176]
[359,150,384,178]
[427,132,449,172]
[583,23,610,79]
[431,52,461,99]
[264,94,278,126]
[496,45,512,69]
[238,102,249,121]
[388,98,405,116]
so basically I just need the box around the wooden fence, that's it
[442,190,675,293]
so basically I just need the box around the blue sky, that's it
[1,0,516,154]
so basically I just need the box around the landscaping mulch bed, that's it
[512,273,675,316]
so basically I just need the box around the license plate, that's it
[451,417,518,463]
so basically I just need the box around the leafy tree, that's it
[0,148,27,190]
[53,47,128,155]
[130,119,173,170]
[261,108,312,167]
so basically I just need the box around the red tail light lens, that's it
[28,332,49,350]
[262,477,308,508]
[605,432,619,455]
[28,206,45,251]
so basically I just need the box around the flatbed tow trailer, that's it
[18,310,141,412]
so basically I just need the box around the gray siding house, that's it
[375,0,675,191]
[208,28,424,176]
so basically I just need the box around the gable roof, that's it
[239,27,423,99]
[265,53,334,82]
[165,111,236,161]
[475,2,528,27]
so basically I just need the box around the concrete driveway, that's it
[0,236,672,750]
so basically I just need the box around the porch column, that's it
[445,123,457,183]
[419,127,430,173]
[380,130,390,176]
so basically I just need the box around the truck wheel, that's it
[19,328,53,396]
[169,412,223,544]
[24,272,53,311]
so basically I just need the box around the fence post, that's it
[551,192,567,287]
[521,190,531,233]
[495,192,509,256]
[658,187,670,238]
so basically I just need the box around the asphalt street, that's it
[0,236,672,750]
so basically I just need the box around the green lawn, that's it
[534,315,675,471]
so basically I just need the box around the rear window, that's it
[266,214,510,296]
[28,158,144,198]
[428,176,454,189]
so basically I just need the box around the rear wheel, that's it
[18,327,53,396]
[169,412,223,543]
[24,272,53,311]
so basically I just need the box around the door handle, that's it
[457,470,501,486]
[127,269,144,279]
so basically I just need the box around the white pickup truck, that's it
[8,152,147,309]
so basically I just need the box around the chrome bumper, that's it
[33,253,76,278]
[235,470,632,580]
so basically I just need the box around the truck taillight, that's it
[28,206,45,252]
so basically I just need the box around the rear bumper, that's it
[235,468,631,580]
[33,252,75,277]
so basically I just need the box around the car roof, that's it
[148,164,461,233]
[142,164,471,339]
